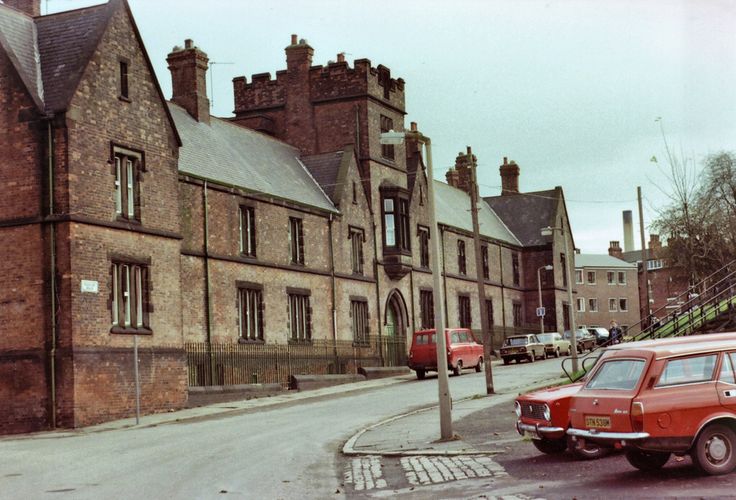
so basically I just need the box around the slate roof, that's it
[0,4,43,108]
[35,2,114,113]
[434,181,520,245]
[575,254,637,269]
[300,151,344,203]
[170,103,337,213]
[484,189,559,246]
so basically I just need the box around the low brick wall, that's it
[358,366,411,379]
[187,383,283,407]
[288,374,366,391]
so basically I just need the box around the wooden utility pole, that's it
[638,186,651,320]
[468,147,494,395]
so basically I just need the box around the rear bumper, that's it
[517,421,566,440]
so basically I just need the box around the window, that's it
[458,295,471,328]
[239,206,256,257]
[576,298,585,312]
[289,217,304,264]
[419,185,424,206]
[618,271,626,285]
[288,290,311,342]
[656,354,717,387]
[609,298,617,312]
[351,299,369,345]
[111,260,150,332]
[420,290,434,329]
[418,226,430,269]
[349,227,364,274]
[512,252,520,286]
[481,245,489,280]
[588,298,598,312]
[560,254,567,287]
[575,269,583,284]
[586,270,596,285]
[619,298,628,312]
[381,190,410,252]
[119,60,129,99]
[512,302,522,327]
[457,240,467,275]
[352,181,358,204]
[607,271,615,285]
[380,115,395,160]
[238,284,263,341]
[486,299,494,326]
[113,149,141,221]
[647,259,664,271]
[719,353,736,384]
[586,359,645,390]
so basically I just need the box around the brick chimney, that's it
[286,34,314,74]
[649,234,661,253]
[608,241,623,259]
[167,39,210,124]
[2,0,40,16]
[500,157,520,195]
[446,147,475,196]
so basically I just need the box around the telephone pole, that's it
[468,147,494,395]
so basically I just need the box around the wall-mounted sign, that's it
[81,280,99,294]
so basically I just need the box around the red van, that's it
[408,328,484,379]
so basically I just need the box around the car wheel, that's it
[554,348,560,358]
[691,423,736,475]
[453,360,463,376]
[532,437,567,454]
[528,353,535,363]
[503,357,510,365]
[415,369,425,380]
[625,449,671,471]
[567,436,610,460]
[475,357,483,372]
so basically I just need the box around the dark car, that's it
[587,327,610,346]
[563,329,596,353]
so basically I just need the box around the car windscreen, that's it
[537,334,554,343]
[504,337,528,346]
[585,359,646,390]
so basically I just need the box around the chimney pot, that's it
[503,156,508,165]
[337,52,345,63]
[410,122,417,132]
[185,39,193,49]
[291,34,297,45]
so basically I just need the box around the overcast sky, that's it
[44,0,736,254]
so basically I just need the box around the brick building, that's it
[0,0,578,433]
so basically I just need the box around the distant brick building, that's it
[0,0,579,434]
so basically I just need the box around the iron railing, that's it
[186,335,407,388]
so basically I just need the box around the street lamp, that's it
[541,226,579,373]
[381,125,453,440]
[537,265,553,335]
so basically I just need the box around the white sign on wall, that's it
[81,280,99,294]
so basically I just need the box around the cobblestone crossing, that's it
[344,455,507,492]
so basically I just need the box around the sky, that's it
[41,0,736,254]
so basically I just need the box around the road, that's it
[0,359,563,499]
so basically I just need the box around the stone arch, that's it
[382,289,409,366]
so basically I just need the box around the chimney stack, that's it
[167,39,210,123]
[608,241,623,259]
[500,157,520,195]
[446,147,476,196]
[622,210,634,252]
[2,0,40,16]
[285,34,313,74]
[649,234,661,253]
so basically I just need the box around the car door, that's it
[717,351,736,412]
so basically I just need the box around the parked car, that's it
[567,332,736,475]
[563,329,596,353]
[500,334,545,365]
[587,327,611,346]
[537,332,572,358]
[408,328,484,379]
[515,382,609,459]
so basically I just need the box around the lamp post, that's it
[381,125,453,440]
[537,265,553,334]
[541,226,579,373]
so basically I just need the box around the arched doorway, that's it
[383,290,408,366]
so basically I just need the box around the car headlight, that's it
[543,403,551,421]
[514,401,522,418]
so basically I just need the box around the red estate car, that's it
[408,328,484,379]
[567,332,736,475]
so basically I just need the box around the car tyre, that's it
[503,357,510,365]
[532,438,567,454]
[475,357,483,372]
[453,360,463,376]
[415,369,426,380]
[625,449,671,471]
[554,348,560,358]
[691,423,736,475]
[528,353,535,363]
[567,436,610,460]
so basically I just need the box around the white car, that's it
[536,332,572,358]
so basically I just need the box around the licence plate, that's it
[585,416,611,429]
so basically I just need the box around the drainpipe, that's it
[371,220,383,365]
[499,245,507,341]
[440,226,449,322]
[328,214,339,372]
[46,118,57,429]
[203,181,214,383]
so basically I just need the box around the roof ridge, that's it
[33,2,109,20]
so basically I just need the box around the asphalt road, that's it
[0,358,563,499]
